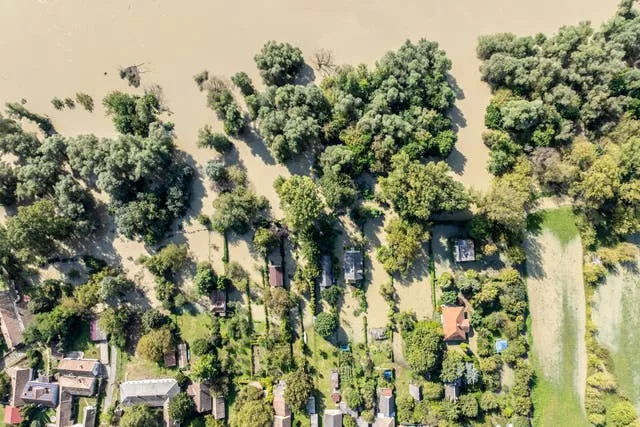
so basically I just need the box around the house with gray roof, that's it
[212,395,225,420]
[187,382,212,413]
[377,388,395,418]
[120,379,180,407]
[0,289,24,349]
[21,381,59,407]
[344,249,363,283]
[7,367,31,406]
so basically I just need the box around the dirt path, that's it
[524,230,587,420]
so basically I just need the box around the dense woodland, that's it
[0,1,639,426]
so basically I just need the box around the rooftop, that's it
[273,381,291,417]
[344,249,363,282]
[21,381,59,407]
[58,375,97,394]
[187,382,212,413]
[7,367,31,406]
[164,350,177,368]
[0,290,24,349]
[441,305,470,341]
[90,318,107,342]
[454,239,475,262]
[57,358,100,375]
[4,405,22,425]
[269,264,284,287]
[120,378,180,407]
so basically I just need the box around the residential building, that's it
[58,376,97,397]
[57,389,74,427]
[120,379,180,407]
[187,382,212,413]
[269,264,284,288]
[21,381,59,407]
[324,409,342,427]
[377,388,395,418]
[454,239,475,262]
[0,289,24,349]
[441,306,470,342]
[56,358,101,377]
[344,249,363,283]
[7,367,31,406]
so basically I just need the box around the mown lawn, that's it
[530,206,579,246]
[68,322,100,359]
[305,329,340,413]
[174,306,212,345]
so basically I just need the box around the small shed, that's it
[444,382,460,402]
[210,290,226,316]
[369,328,386,341]
[273,381,291,417]
[409,383,421,402]
[163,350,177,368]
[177,343,188,368]
[269,264,284,288]
[454,239,475,263]
[344,249,363,283]
[330,370,340,390]
[212,395,225,420]
[306,395,317,414]
[320,255,333,289]
[89,318,107,342]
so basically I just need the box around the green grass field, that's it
[528,207,589,426]
[174,306,212,345]
[532,293,589,427]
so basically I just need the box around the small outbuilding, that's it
[324,409,343,427]
[210,290,226,316]
[89,318,107,342]
[369,328,386,341]
[444,382,460,402]
[377,388,395,418]
[187,382,212,413]
[163,350,177,368]
[330,369,340,390]
[320,255,333,289]
[454,239,475,263]
[409,383,421,402]
[177,343,189,368]
[212,395,226,420]
[344,249,363,283]
[269,264,284,288]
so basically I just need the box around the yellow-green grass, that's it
[174,309,212,345]
[306,329,340,413]
[532,207,579,246]
[67,322,100,359]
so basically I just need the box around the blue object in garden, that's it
[339,344,350,352]
[495,339,508,353]
[383,370,393,381]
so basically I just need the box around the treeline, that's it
[475,0,640,249]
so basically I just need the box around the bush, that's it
[231,72,255,96]
[75,92,94,111]
[194,262,217,295]
[459,394,479,418]
[440,290,459,306]
[51,97,64,110]
[168,392,195,422]
[136,327,175,364]
[314,311,338,337]
[197,125,233,153]
[437,272,455,290]
[609,400,638,427]
[254,41,304,86]
[145,244,190,279]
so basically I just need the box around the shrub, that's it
[314,311,338,337]
[75,92,94,111]
[197,125,233,153]
[231,72,255,96]
[459,394,479,418]
[437,272,455,290]
[51,97,64,110]
[609,400,638,427]
[254,41,304,86]
[440,290,459,306]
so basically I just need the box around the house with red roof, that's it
[441,305,470,342]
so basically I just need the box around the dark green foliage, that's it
[314,311,338,337]
[191,338,215,357]
[155,277,178,311]
[102,91,160,137]
[380,152,469,221]
[440,290,459,306]
[284,368,314,411]
[145,243,190,279]
[211,187,268,234]
[120,405,162,427]
[254,41,304,86]
[197,125,233,153]
[0,372,10,401]
[0,161,17,205]
[75,92,94,112]
[206,79,246,136]
[459,394,479,418]
[141,309,169,333]
[99,306,132,348]
[6,199,73,264]
[275,175,324,235]
[231,72,255,96]
[168,392,196,422]
[51,97,64,110]
[5,102,54,134]
[194,262,217,295]
[402,321,444,375]
[377,218,427,275]
[321,39,456,172]
[253,84,330,162]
